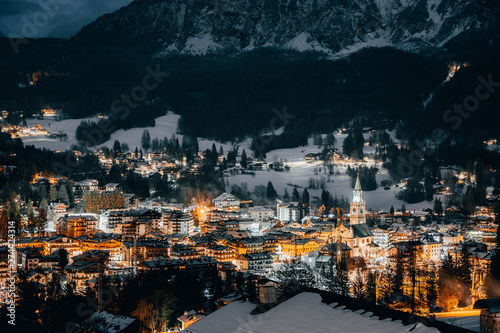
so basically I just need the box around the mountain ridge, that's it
[69,0,499,57]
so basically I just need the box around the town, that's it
[0,114,499,332]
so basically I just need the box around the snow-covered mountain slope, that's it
[71,0,498,56]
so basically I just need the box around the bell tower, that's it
[350,173,366,225]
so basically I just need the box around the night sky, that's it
[0,0,134,38]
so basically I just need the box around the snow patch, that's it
[183,33,220,55]
[284,32,331,53]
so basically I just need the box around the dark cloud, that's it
[0,0,134,38]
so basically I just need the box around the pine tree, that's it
[27,199,36,234]
[342,134,355,157]
[49,186,58,203]
[276,260,315,298]
[266,181,278,200]
[433,198,443,216]
[40,198,48,211]
[240,149,248,169]
[390,205,395,215]
[37,208,47,237]
[301,189,310,205]
[424,178,435,201]
[113,140,122,154]
[292,188,300,202]
[365,271,377,303]
[57,185,69,204]
[283,188,290,201]
[141,130,151,151]
[0,208,8,239]
[351,270,366,299]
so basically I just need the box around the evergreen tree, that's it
[113,140,122,154]
[292,188,300,202]
[49,186,58,203]
[283,188,290,201]
[390,205,395,215]
[394,251,405,295]
[424,178,435,201]
[57,185,69,204]
[240,149,248,169]
[141,129,151,151]
[351,270,366,299]
[301,188,310,205]
[0,208,8,239]
[37,208,47,237]
[27,199,36,234]
[275,260,315,298]
[342,134,355,157]
[266,181,278,200]
[433,198,443,216]
[462,187,476,216]
[366,271,377,303]
[40,198,48,211]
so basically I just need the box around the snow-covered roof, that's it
[183,292,440,333]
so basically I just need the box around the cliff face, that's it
[71,0,499,56]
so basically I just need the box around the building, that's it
[234,253,273,272]
[350,174,366,225]
[474,299,500,333]
[177,310,206,330]
[214,193,240,211]
[248,206,275,221]
[372,226,389,248]
[204,245,236,263]
[74,179,99,194]
[185,292,453,333]
[422,241,443,262]
[43,236,81,256]
[56,215,98,238]
[163,210,195,235]
[280,238,325,258]
[277,203,299,222]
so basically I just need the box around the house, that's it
[203,245,236,263]
[184,292,459,333]
[57,215,98,238]
[234,253,273,272]
[248,206,275,221]
[43,236,80,256]
[213,193,240,211]
[280,238,325,258]
[104,183,120,192]
[372,226,390,248]
[177,310,206,330]
[162,210,195,235]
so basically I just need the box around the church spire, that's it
[353,173,362,203]
[355,173,361,191]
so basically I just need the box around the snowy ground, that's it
[22,112,436,212]
[226,133,436,212]
[22,112,252,154]
[23,115,99,151]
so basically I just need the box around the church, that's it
[331,174,376,258]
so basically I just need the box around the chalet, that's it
[235,252,273,272]
[57,215,98,238]
[43,236,80,256]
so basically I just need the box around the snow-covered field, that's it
[23,115,99,151]
[22,112,436,212]
[225,144,437,212]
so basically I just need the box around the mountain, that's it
[0,0,498,146]
[71,0,500,57]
